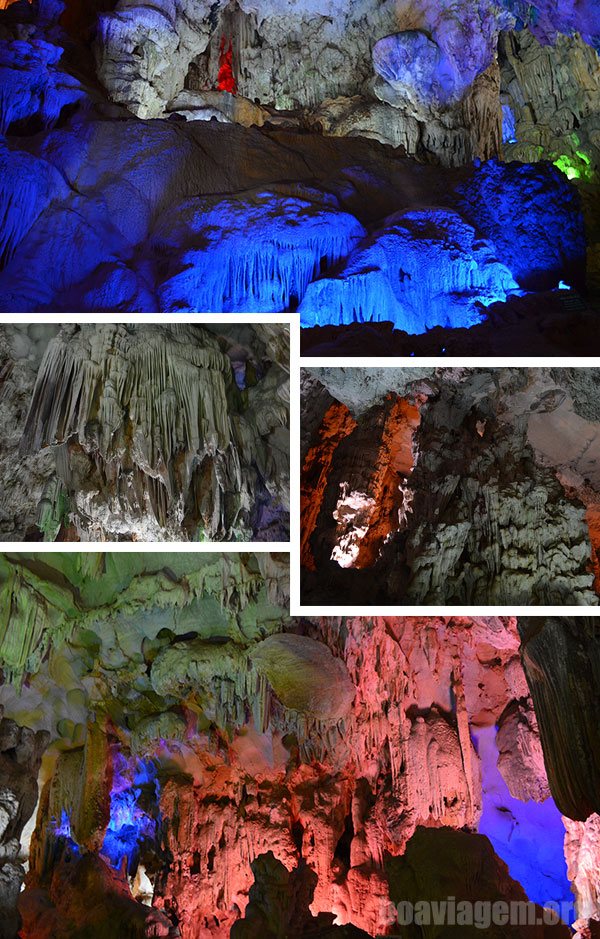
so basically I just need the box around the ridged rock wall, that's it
[518,616,600,822]
[499,29,600,289]
[501,31,599,178]
[403,377,595,605]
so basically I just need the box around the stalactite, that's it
[0,560,76,682]
[17,325,288,541]
[158,197,366,313]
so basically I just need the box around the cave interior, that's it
[0,0,598,352]
[0,555,599,938]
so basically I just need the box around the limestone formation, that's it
[0,714,49,939]
[0,0,598,342]
[518,616,600,821]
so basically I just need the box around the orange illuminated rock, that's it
[300,402,357,570]
[330,395,421,570]
[586,504,600,594]
[354,395,420,569]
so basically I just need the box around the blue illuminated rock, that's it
[299,207,521,333]
[155,191,365,313]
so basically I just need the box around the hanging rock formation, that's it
[518,616,600,822]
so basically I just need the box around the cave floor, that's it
[301,290,600,357]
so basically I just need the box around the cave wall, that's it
[0,0,598,318]
[0,714,48,939]
[1,550,600,936]
[92,0,600,173]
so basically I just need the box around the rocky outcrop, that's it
[0,324,289,542]
[518,616,600,822]
[0,715,49,939]
[386,826,570,938]
[231,852,371,939]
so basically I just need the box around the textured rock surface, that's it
[0,714,49,939]
[0,324,289,542]
[91,0,599,171]
[565,814,600,937]
[302,367,600,605]
[1,0,597,333]
[501,31,599,178]
[499,29,600,291]
[94,0,512,163]
[0,104,586,316]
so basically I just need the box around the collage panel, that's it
[300,366,600,607]
[0,322,290,543]
[0,553,595,937]
[0,0,597,358]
